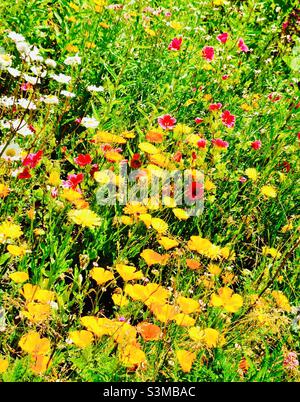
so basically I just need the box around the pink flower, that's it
[283,352,299,370]
[202,46,214,61]
[22,150,43,169]
[21,82,33,91]
[221,110,236,128]
[194,117,204,124]
[51,188,58,198]
[157,114,176,130]
[217,33,229,44]
[251,140,262,150]
[239,176,247,183]
[74,154,92,166]
[238,38,249,53]
[209,102,222,111]
[197,139,207,148]
[168,37,182,51]
[222,74,229,80]
[211,138,229,149]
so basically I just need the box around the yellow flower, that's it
[173,124,192,138]
[172,208,190,220]
[19,331,51,355]
[120,215,134,225]
[119,344,146,368]
[68,208,101,228]
[208,263,221,276]
[112,293,129,307]
[170,21,183,30]
[93,131,126,144]
[105,151,123,162]
[189,327,225,348]
[210,287,243,313]
[262,246,282,259]
[115,264,143,281]
[245,168,258,181]
[125,283,170,306]
[260,185,277,198]
[271,291,291,312]
[139,142,160,155]
[0,358,9,373]
[139,213,152,228]
[65,43,79,53]
[68,330,94,348]
[80,316,114,338]
[48,170,60,186]
[123,202,147,215]
[21,302,51,323]
[0,183,9,198]
[204,179,216,191]
[90,267,114,285]
[150,303,177,323]
[140,249,170,266]
[7,244,26,257]
[173,313,195,327]
[151,218,168,234]
[281,222,293,233]
[158,237,179,250]
[94,171,112,185]
[99,22,109,28]
[0,221,22,240]
[176,296,200,314]
[176,350,196,373]
[9,271,29,283]
[61,188,83,202]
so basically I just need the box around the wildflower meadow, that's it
[0,0,299,383]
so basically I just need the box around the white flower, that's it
[64,54,81,66]
[40,95,59,104]
[27,46,43,62]
[60,90,76,98]
[0,142,22,161]
[7,67,21,77]
[0,96,14,107]
[23,74,41,85]
[30,66,47,77]
[8,31,26,43]
[17,98,37,110]
[50,73,72,84]
[16,41,31,56]
[0,120,10,129]
[87,85,104,92]
[45,58,57,68]
[11,119,33,136]
[81,117,99,129]
[0,54,12,68]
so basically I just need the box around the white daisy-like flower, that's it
[16,41,31,56]
[0,54,12,68]
[27,46,43,62]
[87,85,104,92]
[60,90,76,98]
[50,73,72,84]
[7,67,21,77]
[7,31,26,43]
[23,74,41,85]
[64,54,81,66]
[0,142,22,161]
[45,58,57,68]
[30,66,47,77]
[10,119,32,136]
[0,96,14,107]
[81,117,99,129]
[40,95,59,104]
[17,98,37,110]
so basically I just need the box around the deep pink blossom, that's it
[197,139,207,148]
[251,140,262,150]
[209,102,222,111]
[22,150,43,168]
[158,114,176,130]
[217,33,229,44]
[194,117,204,124]
[238,38,249,53]
[211,138,229,149]
[221,110,236,128]
[202,46,214,61]
[168,37,182,51]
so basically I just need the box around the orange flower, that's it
[150,303,177,323]
[146,131,164,143]
[68,330,94,348]
[90,267,114,285]
[30,355,51,374]
[137,322,161,341]
[186,259,201,270]
[115,264,143,281]
[19,331,51,355]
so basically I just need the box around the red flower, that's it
[251,140,262,150]
[297,132,300,141]
[168,37,182,51]
[29,124,36,133]
[22,150,43,169]
[173,151,182,162]
[239,176,247,183]
[211,138,229,149]
[157,114,176,130]
[194,117,204,124]
[222,74,229,80]
[67,173,84,189]
[186,181,204,202]
[18,168,31,179]
[238,38,249,53]
[202,46,214,61]
[217,33,228,44]
[221,110,236,128]
[74,154,92,166]
[209,102,222,111]
[268,93,281,102]
[197,139,207,148]
[130,153,142,169]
